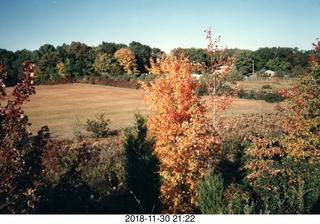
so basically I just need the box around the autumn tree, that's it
[202,27,238,127]
[140,53,220,213]
[114,48,139,75]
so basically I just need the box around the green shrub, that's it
[237,89,284,102]
[198,172,224,214]
[219,135,246,186]
[224,183,255,214]
[85,113,110,137]
[124,113,161,213]
[244,155,320,214]
[261,84,272,89]
[263,92,284,103]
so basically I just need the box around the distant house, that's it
[191,74,203,80]
[214,65,230,75]
[190,65,232,80]
[264,70,277,79]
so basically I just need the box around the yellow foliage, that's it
[114,48,138,75]
[141,53,220,213]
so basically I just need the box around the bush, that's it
[263,92,284,103]
[38,134,130,213]
[247,158,320,214]
[219,135,246,186]
[261,84,272,89]
[83,77,141,89]
[36,143,101,214]
[73,116,85,138]
[237,89,284,102]
[0,61,50,214]
[224,183,254,214]
[124,113,161,213]
[85,113,110,138]
[198,172,224,214]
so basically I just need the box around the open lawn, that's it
[14,84,147,139]
[4,84,281,139]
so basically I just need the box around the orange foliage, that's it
[140,53,220,213]
[114,48,138,75]
[244,137,286,189]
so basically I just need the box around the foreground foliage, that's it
[0,61,45,213]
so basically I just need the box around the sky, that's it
[0,0,320,53]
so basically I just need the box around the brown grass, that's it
[221,98,280,116]
[3,84,282,139]
[236,79,296,92]
[6,84,147,139]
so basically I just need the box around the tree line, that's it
[173,47,310,78]
[0,41,163,86]
[0,41,312,86]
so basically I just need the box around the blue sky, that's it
[0,0,319,52]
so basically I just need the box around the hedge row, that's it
[238,89,285,103]
[40,76,141,89]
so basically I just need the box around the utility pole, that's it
[252,59,255,76]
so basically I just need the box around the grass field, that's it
[4,83,282,139]
[18,84,147,139]
[236,79,296,92]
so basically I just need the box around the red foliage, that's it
[0,60,45,213]
[0,65,7,100]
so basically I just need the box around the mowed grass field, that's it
[3,83,284,139]
[8,84,148,139]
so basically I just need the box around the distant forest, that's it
[0,41,312,86]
